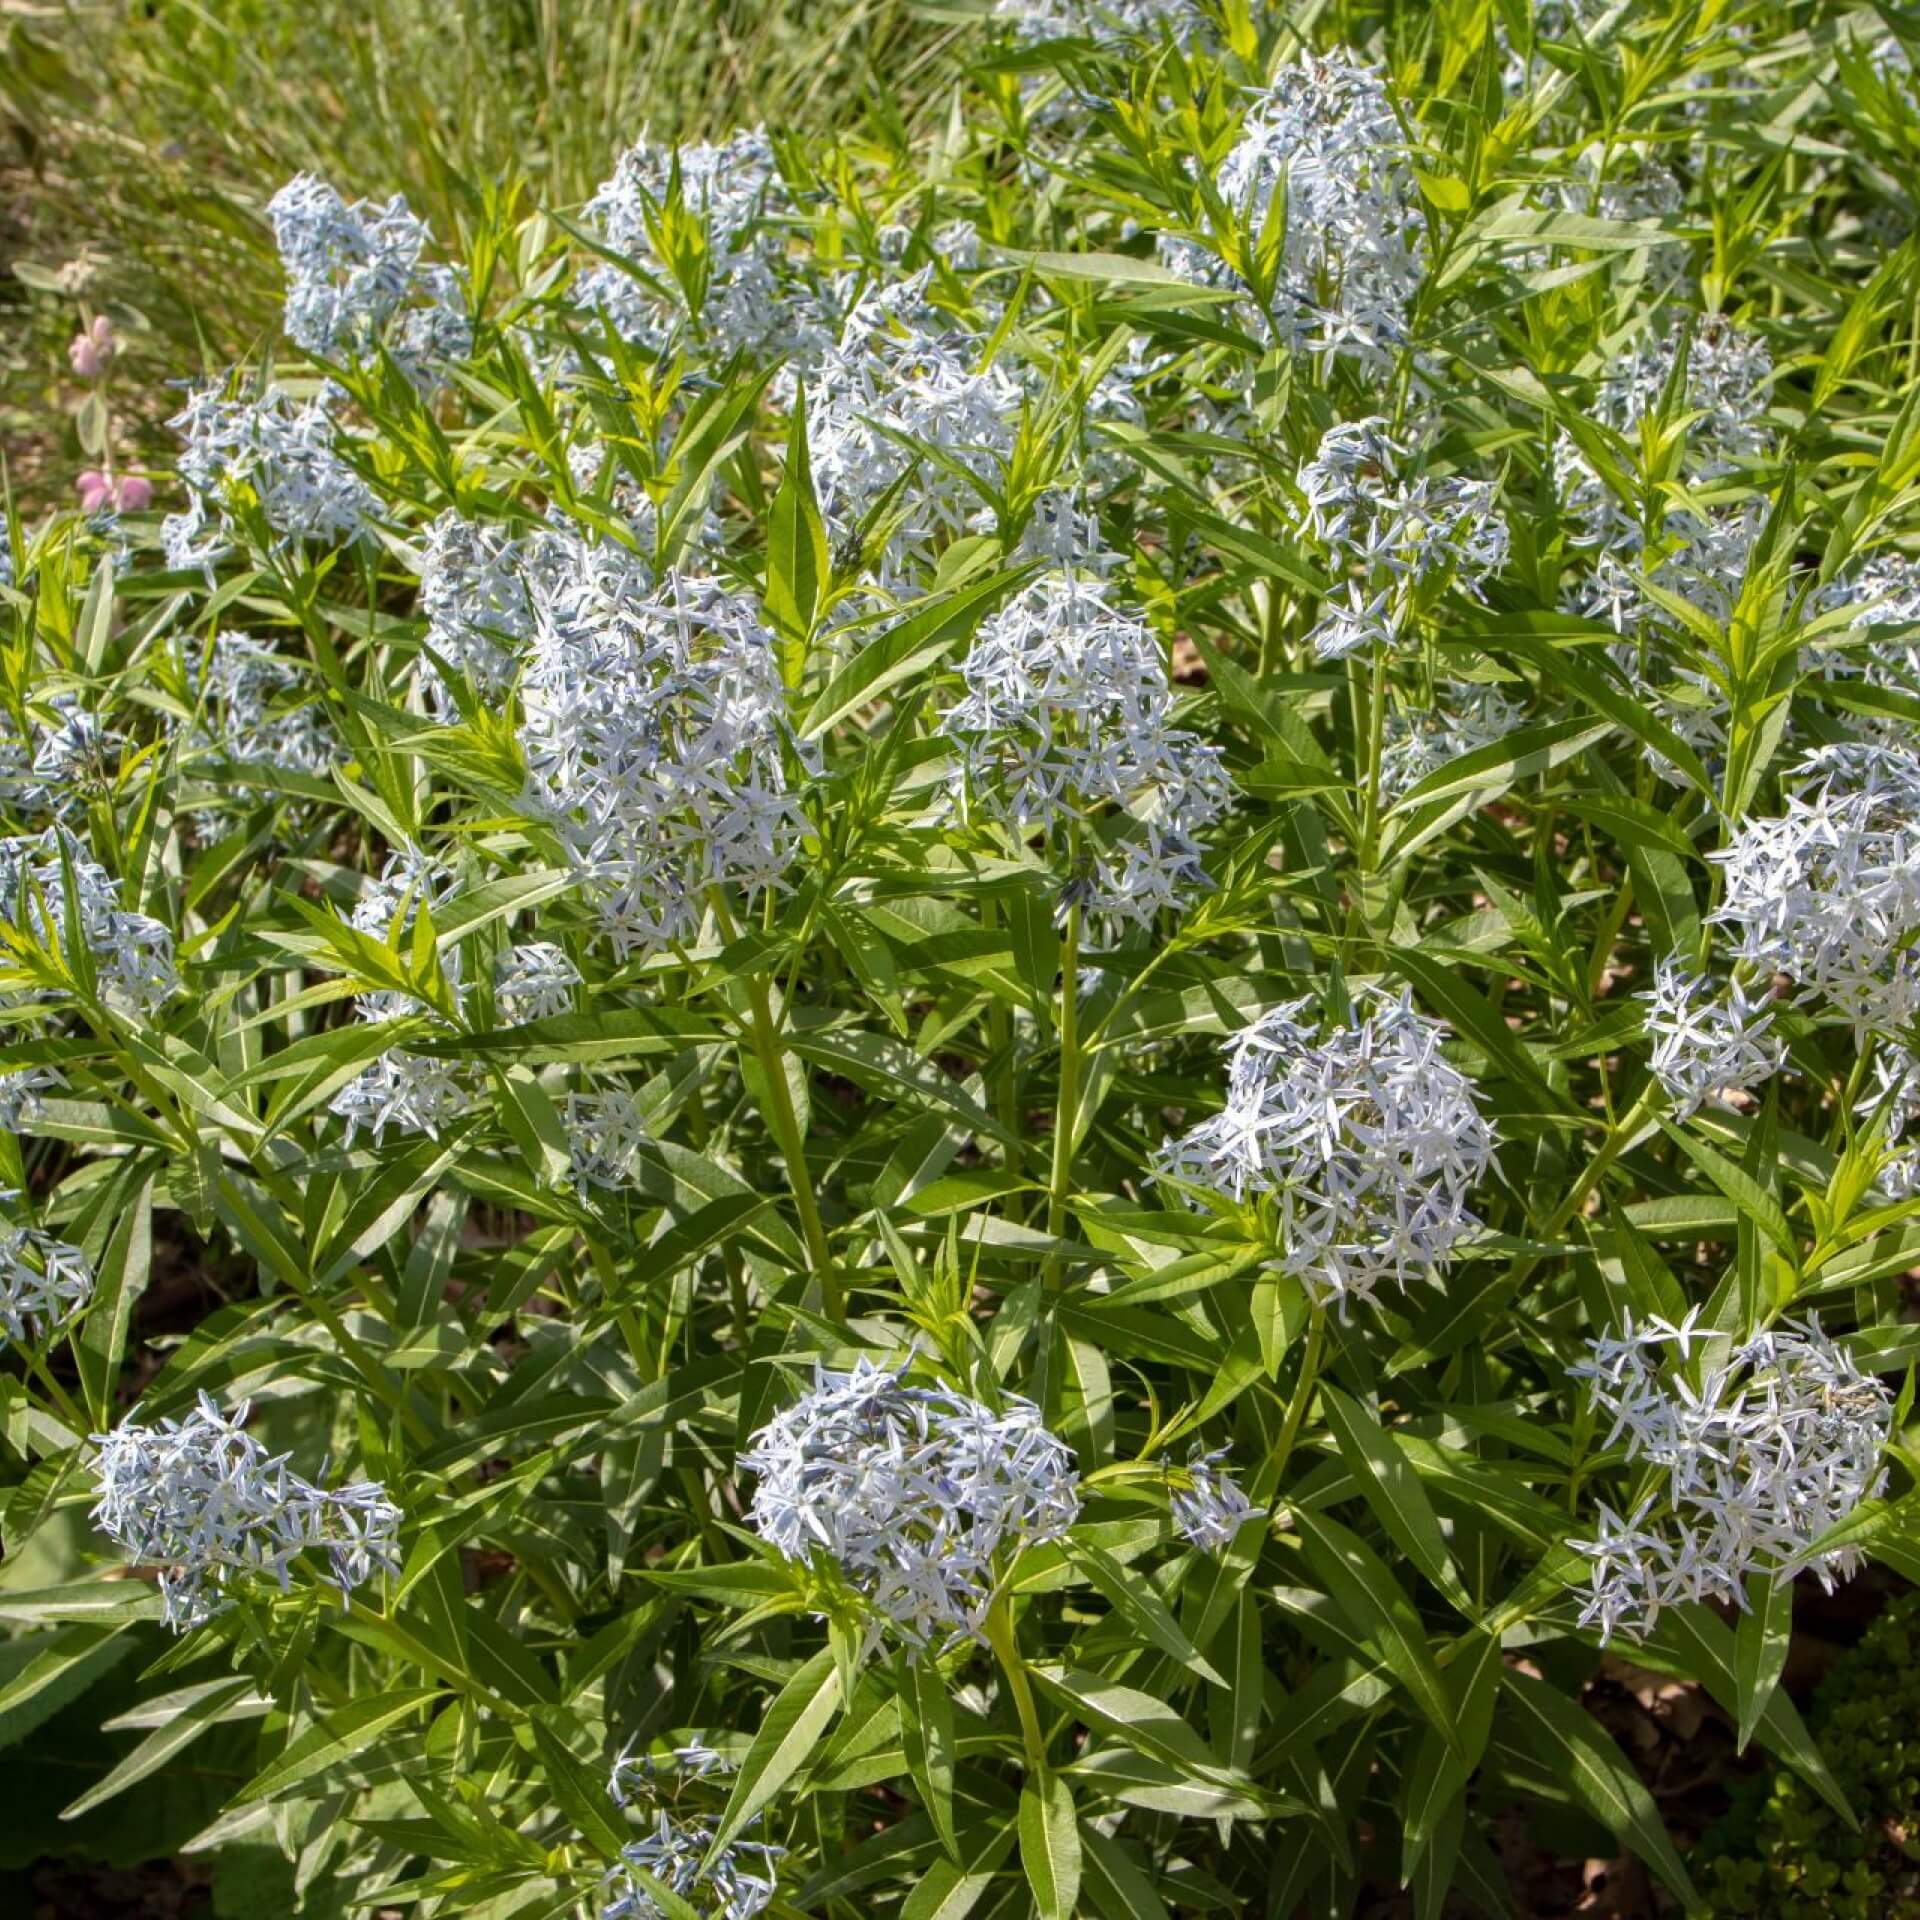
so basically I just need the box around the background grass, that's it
[0,0,972,504]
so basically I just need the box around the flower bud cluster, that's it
[1294,418,1509,659]
[0,1223,94,1347]
[1157,986,1496,1312]
[1570,1314,1890,1642]
[1161,52,1425,365]
[267,172,470,380]
[740,1358,1081,1648]
[90,1391,403,1632]
[942,570,1233,931]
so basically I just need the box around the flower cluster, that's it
[90,1391,403,1632]
[181,632,339,774]
[1710,742,1920,1039]
[1294,418,1509,659]
[328,851,477,1146]
[1858,1045,1920,1199]
[1820,550,1920,723]
[1170,1448,1261,1552]
[565,1089,650,1192]
[740,1359,1081,1648]
[580,131,803,360]
[0,1063,62,1131]
[1641,957,1784,1119]
[603,1750,784,1920]
[17,700,124,816]
[942,570,1233,930]
[1559,314,1775,642]
[520,567,809,957]
[1378,681,1527,802]
[493,941,581,1024]
[267,172,470,380]
[801,277,1022,590]
[414,511,540,717]
[1157,986,1496,1312]
[0,828,179,1013]
[0,1223,94,1347]
[995,0,1208,47]
[164,384,374,570]
[1570,1315,1891,1642]
[1163,52,1425,365]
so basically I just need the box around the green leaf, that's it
[706,1648,842,1859]
[800,568,1033,739]
[1658,1119,1796,1259]
[1068,1537,1226,1683]
[1642,1607,1852,1824]
[62,1676,258,1821]
[529,1711,630,1859]
[766,381,831,650]
[1080,1825,1172,1920]
[1018,1770,1081,1920]
[898,1652,960,1862]
[0,1625,136,1752]
[1498,1669,1699,1910]
[1291,1509,1461,1758]
[1385,716,1615,814]
[1318,1383,1473,1616]
[1732,1569,1794,1754]
[235,1688,445,1805]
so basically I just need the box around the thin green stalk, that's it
[1541,1077,1666,1243]
[741,967,839,1317]
[21,1345,88,1437]
[983,1593,1048,1777]
[1254,1302,1326,1511]
[1042,901,1082,1292]
[1359,639,1389,876]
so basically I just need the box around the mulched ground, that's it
[21,1859,210,1920]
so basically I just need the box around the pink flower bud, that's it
[67,316,115,379]
[115,475,154,513]
[76,470,113,513]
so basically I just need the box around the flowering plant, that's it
[5,3,1920,1914]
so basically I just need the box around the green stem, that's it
[1042,903,1082,1291]
[741,968,839,1317]
[984,1593,1048,1777]
[22,1345,88,1436]
[1359,640,1389,875]
[1254,1302,1326,1510]
[1542,1077,1666,1244]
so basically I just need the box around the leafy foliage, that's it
[3,3,1920,1918]
[1699,1588,1920,1919]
